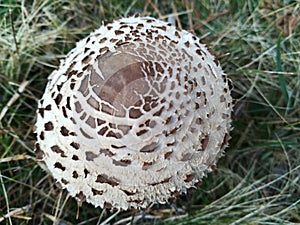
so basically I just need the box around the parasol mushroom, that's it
[35,16,233,210]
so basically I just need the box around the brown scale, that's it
[44,121,54,131]
[96,174,119,187]
[51,145,67,157]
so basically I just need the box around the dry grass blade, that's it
[0,204,31,223]
[0,80,29,123]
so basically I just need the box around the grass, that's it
[0,0,299,224]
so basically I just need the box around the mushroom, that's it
[35,16,233,210]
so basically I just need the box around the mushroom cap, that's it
[35,16,233,210]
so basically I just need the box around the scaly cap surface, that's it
[35,16,233,210]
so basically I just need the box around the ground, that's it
[0,0,299,224]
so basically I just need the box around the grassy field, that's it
[0,0,299,224]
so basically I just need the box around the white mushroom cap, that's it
[35,16,233,210]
